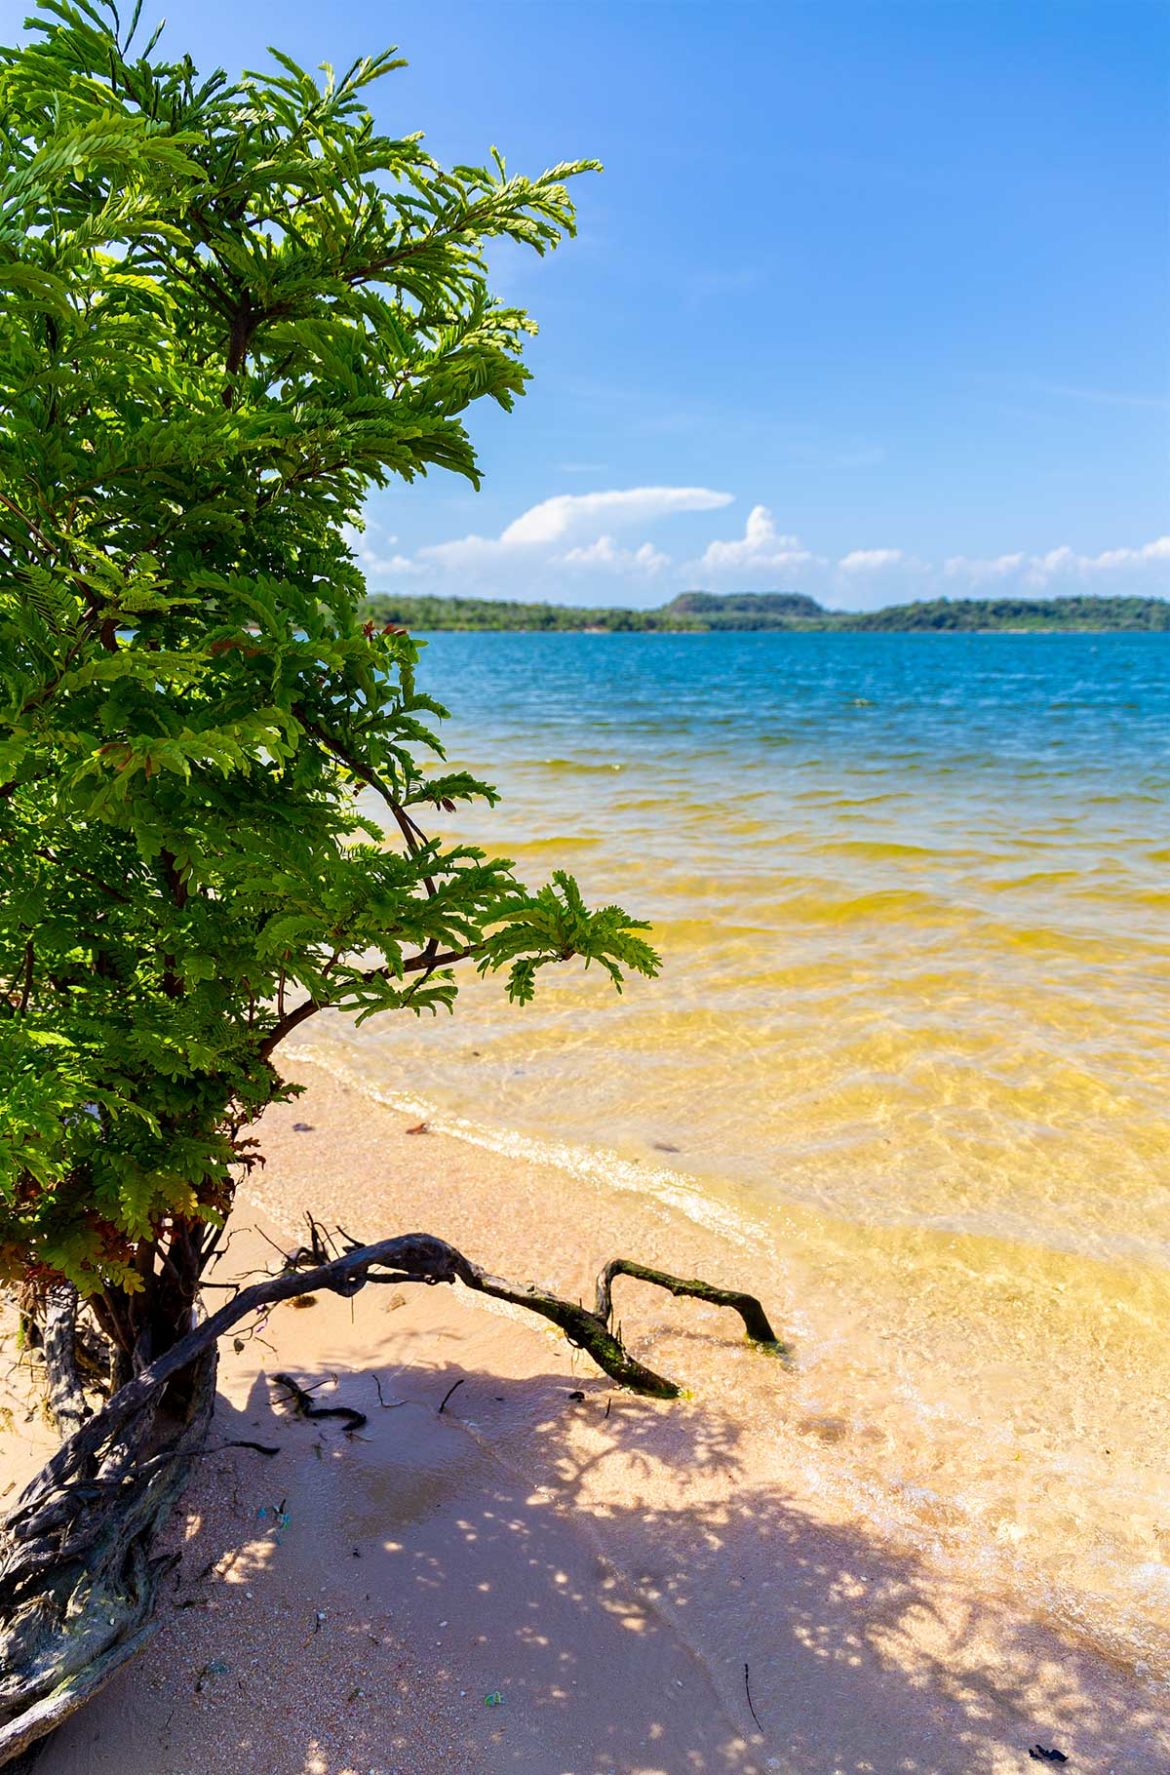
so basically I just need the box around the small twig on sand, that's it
[272,1373,366,1436]
[437,1377,465,1415]
[744,1662,763,1733]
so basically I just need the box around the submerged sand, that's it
[4,1058,1166,1774]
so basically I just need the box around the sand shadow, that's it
[28,1343,1166,1775]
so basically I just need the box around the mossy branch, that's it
[594,1258,785,1351]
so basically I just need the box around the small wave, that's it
[774,885,957,924]
[534,756,625,773]
[791,790,903,808]
[493,834,602,852]
[284,1043,766,1254]
[809,838,964,862]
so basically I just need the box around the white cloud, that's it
[838,548,903,573]
[412,485,731,578]
[500,486,732,546]
[366,552,420,575]
[1030,546,1078,582]
[561,536,669,573]
[699,505,819,573]
[417,486,731,575]
[417,532,503,571]
[342,522,419,577]
[943,552,1025,582]
[946,535,1170,590]
[1078,535,1170,572]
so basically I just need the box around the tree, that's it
[0,5,779,1758]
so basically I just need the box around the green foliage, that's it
[0,2,657,1299]
[844,595,1170,632]
[362,590,1170,633]
[363,593,662,632]
[480,872,659,1006]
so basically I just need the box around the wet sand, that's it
[5,1059,1167,1774]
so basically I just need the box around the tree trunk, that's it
[40,1286,89,1441]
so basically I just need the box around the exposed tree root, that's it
[0,1347,216,1768]
[0,1229,780,1766]
[40,1285,90,1442]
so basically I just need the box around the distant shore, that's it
[362,589,1170,633]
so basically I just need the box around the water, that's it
[294,631,1170,1676]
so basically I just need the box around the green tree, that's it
[0,0,658,1354]
[0,11,779,1753]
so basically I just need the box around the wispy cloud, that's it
[1035,381,1170,412]
[965,369,1170,415]
[500,486,732,546]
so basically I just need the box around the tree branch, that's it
[257,993,323,1059]
[291,705,434,880]
[15,941,33,1016]
[594,1258,783,1348]
[7,1231,781,1538]
[257,943,482,1060]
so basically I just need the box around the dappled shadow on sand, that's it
[31,1335,1167,1775]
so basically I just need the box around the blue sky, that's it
[6,0,1168,608]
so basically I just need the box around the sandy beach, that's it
[3,1057,1165,1775]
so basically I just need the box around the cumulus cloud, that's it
[1088,536,1170,571]
[945,535,1170,590]
[699,504,820,573]
[838,548,904,573]
[561,536,669,573]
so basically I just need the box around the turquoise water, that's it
[297,631,1170,1671]
[423,628,1170,790]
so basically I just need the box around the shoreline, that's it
[7,1057,1167,1774]
[279,1040,1170,1683]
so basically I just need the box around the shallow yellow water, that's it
[294,632,1170,1678]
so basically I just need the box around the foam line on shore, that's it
[283,1042,768,1256]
